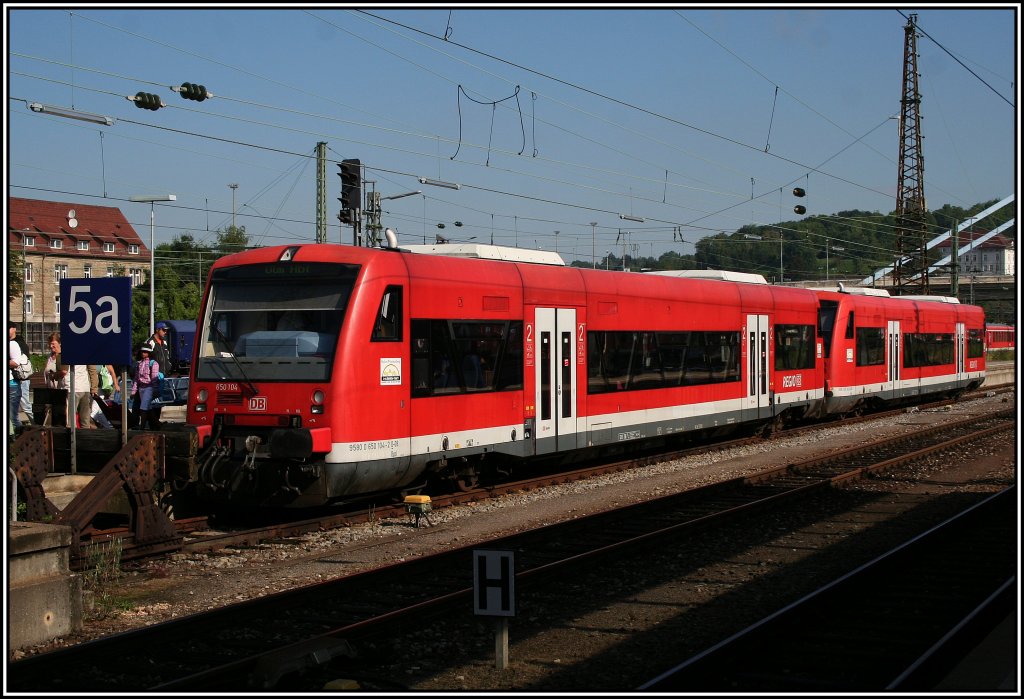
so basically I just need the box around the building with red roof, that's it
[8,197,150,351]
[935,230,1015,277]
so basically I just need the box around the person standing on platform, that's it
[41,333,91,428]
[9,322,33,428]
[146,321,172,427]
[8,323,27,436]
[131,341,162,431]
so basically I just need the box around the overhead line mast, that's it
[893,13,930,295]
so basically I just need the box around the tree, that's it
[215,225,249,256]
[129,227,251,348]
[8,248,24,303]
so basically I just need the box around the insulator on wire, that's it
[178,82,210,102]
[132,92,163,111]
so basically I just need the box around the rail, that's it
[7,409,1013,692]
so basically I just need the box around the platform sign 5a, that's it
[58,278,134,366]
[473,549,516,617]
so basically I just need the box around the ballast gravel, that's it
[12,392,1017,692]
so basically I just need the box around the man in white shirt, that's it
[8,322,31,434]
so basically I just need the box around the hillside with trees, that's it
[568,199,1014,283]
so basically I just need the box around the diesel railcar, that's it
[812,286,986,416]
[985,323,1015,351]
[184,242,985,508]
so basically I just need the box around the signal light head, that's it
[339,159,362,210]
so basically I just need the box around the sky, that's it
[5,4,1019,269]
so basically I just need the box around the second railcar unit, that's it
[813,286,986,415]
[985,323,1015,351]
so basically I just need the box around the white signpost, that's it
[473,549,516,670]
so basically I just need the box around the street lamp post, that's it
[777,231,783,283]
[228,184,238,229]
[130,194,177,335]
[590,222,598,268]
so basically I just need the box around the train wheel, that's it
[160,481,200,520]
[456,473,479,491]
[760,415,784,438]
[159,490,177,521]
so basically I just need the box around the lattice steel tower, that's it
[315,142,328,243]
[894,13,929,294]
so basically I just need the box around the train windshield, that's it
[195,262,359,382]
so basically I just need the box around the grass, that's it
[81,538,132,615]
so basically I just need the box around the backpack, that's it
[141,359,165,394]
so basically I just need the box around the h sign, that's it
[473,549,516,617]
[59,278,134,366]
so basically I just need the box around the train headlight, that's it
[311,389,325,414]
[195,387,209,412]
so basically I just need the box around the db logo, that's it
[249,397,267,411]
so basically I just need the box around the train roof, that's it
[896,295,961,304]
[400,243,565,266]
[808,284,965,306]
[808,283,892,297]
[646,269,769,285]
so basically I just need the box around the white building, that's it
[936,231,1015,276]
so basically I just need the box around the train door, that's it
[886,320,901,399]
[955,322,966,386]
[534,307,579,455]
[744,314,771,420]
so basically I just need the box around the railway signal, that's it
[339,159,362,212]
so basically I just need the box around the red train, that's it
[184,242,986,507]
[985,323,1015,351]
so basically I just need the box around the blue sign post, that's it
[59,277,134,365]
[59,278,134,467]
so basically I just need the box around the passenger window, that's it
[372,286,403,342]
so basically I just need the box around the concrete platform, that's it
[8,521,83,654]
[981,364,1014,388]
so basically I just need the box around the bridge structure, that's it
[858,195,1015,289]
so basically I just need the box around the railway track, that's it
[639,485,1016,691]
[7,408,1014,692]
[67,387,1015,568]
